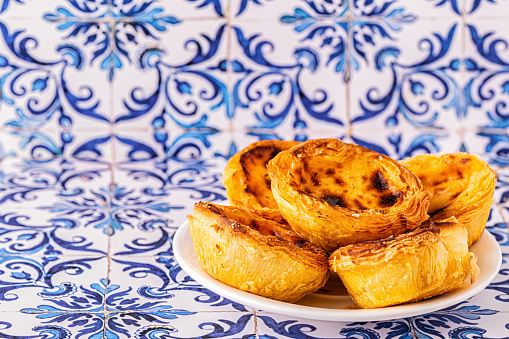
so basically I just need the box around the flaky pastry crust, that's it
[400,152,497,246]
[267,138,430,251]
[329,217,478,309]
[187,202,329,303]
[223,140,300,222]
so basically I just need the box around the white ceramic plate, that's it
[173,220,502,322]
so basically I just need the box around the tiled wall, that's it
[1,0,509,165]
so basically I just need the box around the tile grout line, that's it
[105,5,115,335]
[253,309,259,338]
[460,0,467,143]
[345,2,353,141]
[226,0,234,137]
[494,204,509,231]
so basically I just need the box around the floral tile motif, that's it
[350,123,462,160]
[0,164,118,236]
[350,20,463,129]
[466,0,509,18]
[0,297,235,339]
[0,20,111,129]
[112,19,230,134]
[42,0,182,82]
[0,209,109,258]
[136,311,256,339]
[107,255,252,314]
[463,19,509,130]
[111,161,226,227]
[229,22,347,140]
[0,157,110,208]
[230,0,286,20]
[466,129,509,166]
[256,301,505,339]
[0,311,105,339]
[0,255,108,312]
[279,0,416,80]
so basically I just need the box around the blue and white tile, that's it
[0,206,109,258]
[350,18,463,129]
[349,0,419,65]
[0,7,113,112]
[389,0,465,18]
[468,276,509,319]
[110,223,177,257]
[351,121,462,160]
[0,0,99,20]
[229,21,348,136]
[0,254,108,312]
[111,63,165,132]
[231,0,297,21]
[497,207,509,234]
[107,255,253,313]
[132,311,256,339]
[0,127,74,162]
[257,304,509,339]
[119,19,231,133]
[63,129,114,163]
[166,0,227,19]
[256,312,366,338]
[170,128,228,168]
[260,0,415,81]
[0,44,73,133]
[112,156,224,227]
[35,0,186,83]
[0,158,112,209]
[0,22,113,134]
[112,126,228,168]
[102,167,182,247]
[57,64,113,129]
[156,19,228,68]
[466,0,509,18]
[493,170,509,205]
[0,10,62,61]
[0,311,105,339]
[111,130,165,164]
[0,157,111,256]
[464,128,509,166]
[485,206,509,256]
[9,168,118,238]
[463,19,509,130]
[112,160,217,227]
[0,0,36,18]
[164,160,225,196]
[0,161,65,211]
[0,130,24,159]
[413,307,509,339]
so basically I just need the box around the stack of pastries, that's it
[187,138,496,309]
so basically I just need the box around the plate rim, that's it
[173,220,502,322]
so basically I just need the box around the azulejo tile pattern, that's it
[0,0,508,337]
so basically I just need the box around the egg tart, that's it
[223,140,300,223]
[329,217,479,309]
[267,138,430,251]
[400,152,497,246]
[187,202,329,303]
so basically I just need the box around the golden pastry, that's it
[223,140,300,223]
[329,217,479,309]
[187,202,329,303]
[267,138,430,251]
[400,152,497,246]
